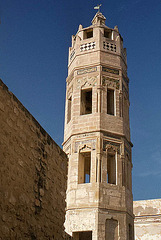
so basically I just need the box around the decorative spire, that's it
[92,5,106,26]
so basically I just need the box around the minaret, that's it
[63,10,134,240]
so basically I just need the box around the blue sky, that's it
[0,0,161,201]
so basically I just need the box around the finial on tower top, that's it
[94,4,102,12]
[92,5,106,26]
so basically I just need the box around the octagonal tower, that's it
[63,11,134,240]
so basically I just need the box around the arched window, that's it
[80,88,92,115]
[107,153,116,184]
[107,88,115,115]
[78,151,91,184]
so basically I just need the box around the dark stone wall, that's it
[0,79,68,240]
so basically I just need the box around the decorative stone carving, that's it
[103,41,116,52]
[102,76,120,89]
[106,144,117,153]
[80,42,96,51]
[103,140,120,154]
[77,67,97,75]
[79,144,91,152]
[77,76,98,89]
[102,66,119,75]
[75,139,96,153]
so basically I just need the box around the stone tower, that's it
[63,11,134,240]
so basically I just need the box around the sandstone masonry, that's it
[63,12,134,240]
[0,79,68,240]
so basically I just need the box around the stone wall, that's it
[134,199,161,240]
[0,79,68,240]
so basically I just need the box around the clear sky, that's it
[0,0,161,201]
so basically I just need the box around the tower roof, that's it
[92,11,106,26]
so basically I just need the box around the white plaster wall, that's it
[134,199,161,240]
[135,222,161,240]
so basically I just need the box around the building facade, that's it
[134,199,161,240]
[63,11,134,240]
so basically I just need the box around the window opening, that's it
[105,219,118,240]
[84,29,93,39]
[78,152,91,184]
[67,96,72,123]
[81,89,92,115]
[73,231,92,240]
[104,30,111,39]
[107,153,116,185]
[107,89,114,115]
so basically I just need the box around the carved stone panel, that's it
[102,66,119,75]
[103,140,120,154]
[77,67,97,75]
[75,139,96,153]
[102,76,120,89]
[77,76,98,89]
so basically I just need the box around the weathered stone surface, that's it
[0,79,68,239]
[134,199,161,240]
